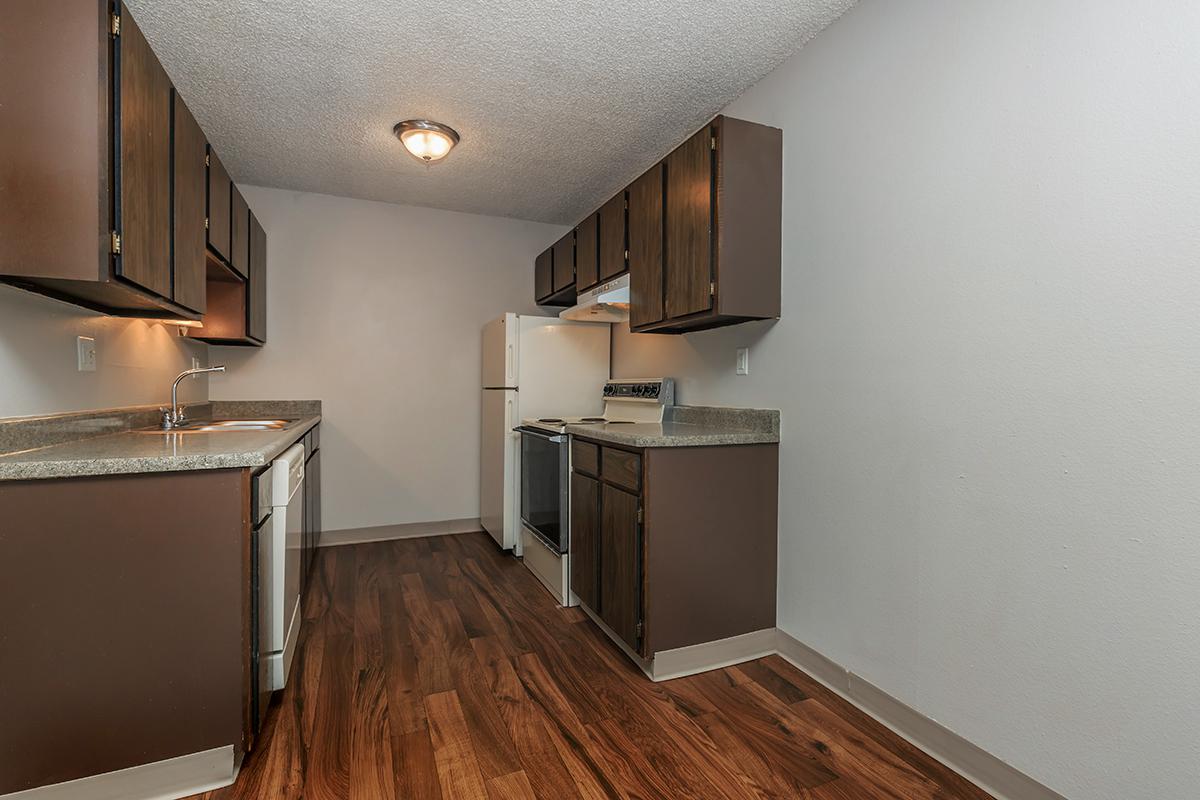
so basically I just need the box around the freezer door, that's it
[481,313,518,388]
[480,388,518,549]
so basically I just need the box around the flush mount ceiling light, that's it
[393,119,460,163]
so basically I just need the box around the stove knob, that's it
[604,384,614,396]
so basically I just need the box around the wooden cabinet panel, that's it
[247,212,267,343]
[572,440,599,477]
[206,147,231,263]
[600,484,641,652]
[628,164,664,328]
[116,6,172,299]
[172,92,207,314]
[552,231,575,294]
[598,192,626,282]
[534,247,553,301]
[575,213,598,290]
[601,447,641,492]
[570,473,600,612]
[231,185,249,279]
[664,126,713,320]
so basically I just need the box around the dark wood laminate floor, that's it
[193,533,994,800]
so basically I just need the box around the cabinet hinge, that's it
[205,153,210,168]
[110,12,120,36]
[204,217,210,231]
[635,621,644,638]
[624,249,629,261]
[110,231,121,255]
[711,135,717,151]
[709,280,716,297]
[636,507,643,524]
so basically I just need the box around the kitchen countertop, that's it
[566,405,779,448]
[0,401,321,481]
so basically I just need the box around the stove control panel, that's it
[602,378,675,405]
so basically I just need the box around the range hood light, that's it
[559,273,631,324]
[394,119,460,163]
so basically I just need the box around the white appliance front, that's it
[267,442,304,690]
[479,387,518,550]
[481,313,518,389]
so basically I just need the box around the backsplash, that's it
[0,285,211,419]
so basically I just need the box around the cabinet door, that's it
[570,472,600,611]
[534,247,553,301]
[552,231,575,294]
[116,6,172,299]
[628,164,663,328]
[664,126,713,320]
[231,185,249,279]
[575,213,598,291]
[309,448,322,566]
[600,484,641,652]
[206,147,231,263]
[247,212,267,343]
[172,92,207,314]
[598,192,626,282]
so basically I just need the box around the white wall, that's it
[0,285,210,419]
[613,1,1200,797]
[210,188,564,532]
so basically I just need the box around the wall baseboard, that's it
[774,630,1067,800]
[319,518,481,547]
[0,745,237,800]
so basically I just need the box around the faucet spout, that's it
[167,366,226,429]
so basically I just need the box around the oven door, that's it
[517,426,570,554]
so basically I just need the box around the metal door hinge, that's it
[204,217,210,231]
[205,153,211,167]
[635,621,644,638]
[709,280,716,297]
[710,135,717,151]
[110,13,120,36]
[110,231,121,254]
[636,508,643,524]
[624,249,629,261]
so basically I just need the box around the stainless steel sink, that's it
[139,419,296,433]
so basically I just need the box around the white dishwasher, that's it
[260,442,305,693]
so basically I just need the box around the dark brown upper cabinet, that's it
[534,247,554,302]
[206,147,232,265]
[534,230,577,307]
[635,116,781,333]
[0,1,201,320]
[247,213,267,343]
[628,163,664,329]
[552,231,575,294]
[116,8,172,301]
[172,91,207,314]
[575,213,599,291]
[598,192,627,283]
[230,186,249,280]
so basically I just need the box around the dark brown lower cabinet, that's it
[599,483,641,651]
[302,439,322,588]
[570,472,600,610]
[570,439,778,666]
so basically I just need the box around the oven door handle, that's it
[514,425,566,443]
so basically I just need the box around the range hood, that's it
[559,273,630,323]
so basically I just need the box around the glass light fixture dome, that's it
[394,119,460,163]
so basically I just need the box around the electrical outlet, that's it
[736,347,749,375]
[77,336,97,372]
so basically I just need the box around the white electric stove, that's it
[515,379,675,605]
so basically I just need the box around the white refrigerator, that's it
[480,313,609,552]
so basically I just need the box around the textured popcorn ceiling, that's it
[126,0,855,224]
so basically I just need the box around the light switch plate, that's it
[736,347,749,375]
[77,336,97,372]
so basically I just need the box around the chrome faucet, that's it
[162,366,226,429]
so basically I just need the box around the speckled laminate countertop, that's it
[0,401,321,481]
[565,405,779,448]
